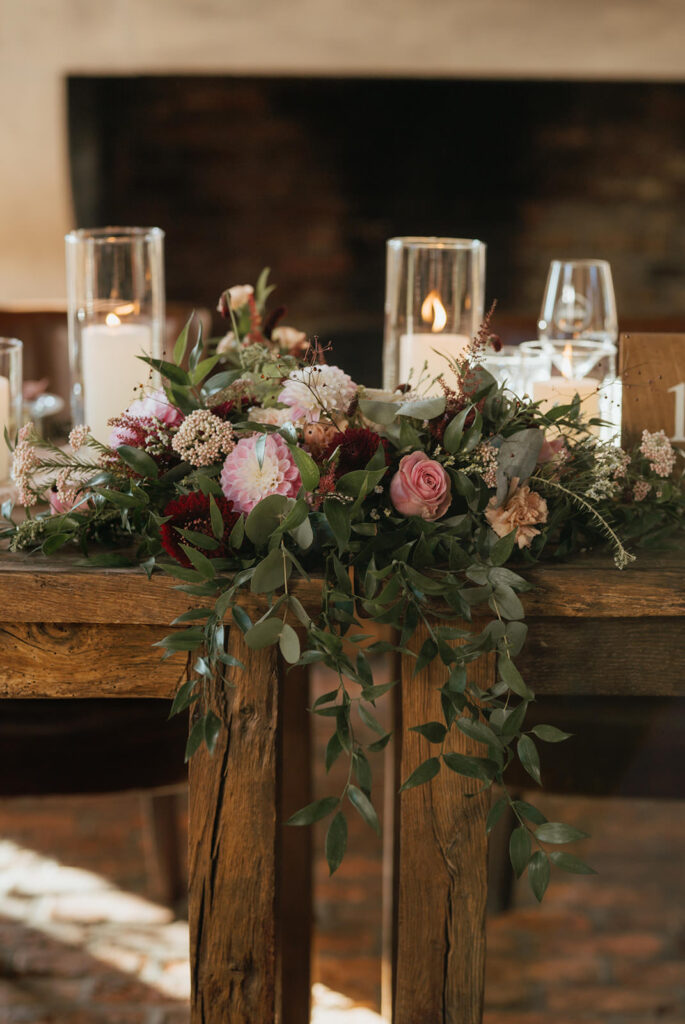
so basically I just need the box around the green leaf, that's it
[486,795,509,834]
[549,851,597,875]
[509,825,532,878]
[189,354,220,386]
[498,655,534,699]
[324,498,351,551]
[209,495,224,540]
[168,678,198,717]
[457,718,503,749]
[244,617,283,649]
[357,398,398,425]
[245,494,293,543]
[177,529,219,551]
[287,795,340,826]
[116,445,159,479]
[204,710,222,754]
[490,584,525,621]
[489,529,517,566]
[229,514,245,549]
[531,724,573,743]
[410,721,447,744]
[251,547,291,593]
[325,731,344,771]
[279,623,301,664]
[442,405,472,453]
[325,812,348,875]
[414,638,438,675]
[517,734,542,786]
[185,716,206,762]
[528,850,551,902]
[358,703,386,736]
[513,800,548,826]
[400,756,440,792]
[232,605,252,633]
[347,785,381,835]
[535,822,590,844]
[76,552,136,568]
[290,445,320,490]
[397,396,446,419]
[255,432,267,469]
[180,544,216,579]
[443,752,498,783]
[368,732,393,753]
[173,315,192,365]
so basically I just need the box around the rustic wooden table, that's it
[0,548,683,1024]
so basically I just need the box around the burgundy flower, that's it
[324,428,390,477]
[160,493,240,567]
[210,396,255,422]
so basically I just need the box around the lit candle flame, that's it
[421,290,447,333]
[105,313,121,327]
[561,343,573,380]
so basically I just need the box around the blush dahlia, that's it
[160,493,240,567]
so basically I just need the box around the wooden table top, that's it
[0,545,682,624]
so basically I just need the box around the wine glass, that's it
[538,259,618,346]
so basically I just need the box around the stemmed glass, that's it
[538,259,617,346]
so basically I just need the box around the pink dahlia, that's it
[220,433,302,515]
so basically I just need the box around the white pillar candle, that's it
[399,333,471,390]
[81,318,152,442]
[0,375,9,481]
[532,378,601,430]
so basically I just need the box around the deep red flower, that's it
[210,396,255,421]
[160,493,240,567]
[324,428,390,477]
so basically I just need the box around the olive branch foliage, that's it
[5,304,684,903]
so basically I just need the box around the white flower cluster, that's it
[68,425,90,452]
[639,430,676,477]
[587,445,630,502]
[12,423,39,506]
[171,410,235,468]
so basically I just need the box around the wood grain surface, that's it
[393,624,495,1024]
[620,332,685,450]
[0,548,682,625]
[188,627,281,1024]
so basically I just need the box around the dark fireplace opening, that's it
[68,76,685,385]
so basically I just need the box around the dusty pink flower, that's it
[537,436,567,465]
[279,365,357,423]
[272,325,309,357]
[303,420,344,459]
[48,470,84,515]
[220,433,301,515]
[639,429,675,477]
[126,390,183,427]
[389,451,452,521]
[485,480,548,549]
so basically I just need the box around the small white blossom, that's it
[171,410,235,467]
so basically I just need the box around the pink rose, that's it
[389,451,452,521]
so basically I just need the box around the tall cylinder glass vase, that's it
[383,237,486,392]
[0,338,23,487]
[66,227,165,442]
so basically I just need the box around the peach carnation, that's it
[485,480,548,549]
[220,433,302,515]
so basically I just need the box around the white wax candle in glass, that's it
[531,343,601,430]
[0,338,23,486]
[66,227,165,442]
[81,313,153,442]
[399,290,470,386]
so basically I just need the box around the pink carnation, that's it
[126,390,183,427]
[220,433,302,515]
[389,451,452,521]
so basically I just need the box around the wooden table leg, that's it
[188,627,281,1024]
[277,659,312,1024]
[393,623,495,1024]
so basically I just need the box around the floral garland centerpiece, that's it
[5,271,683,898]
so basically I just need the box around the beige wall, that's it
[2,0,685,300]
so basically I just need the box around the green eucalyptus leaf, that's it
[549,851,597,874]
[509,825,532,878]
[528,850,551,902]
[290,445,320,490]
[279,623,301,663]
[244,617,283,649]
[535,822,589,844]
[531,724,573,743]
[347,784,381,834]
[517,734,542,786]
[287,795,340,826]
[251,547,291,593]
[325,811,348,875]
